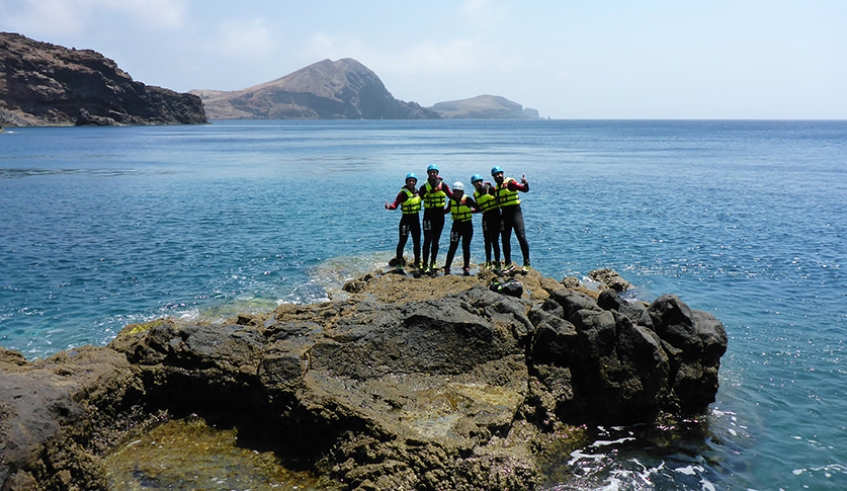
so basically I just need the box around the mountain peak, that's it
[259,58,385,98]
[193,58,438,120]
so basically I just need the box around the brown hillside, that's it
[193,58,440,120]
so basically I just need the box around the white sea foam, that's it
[591,437,637,448]
[675,465,700,476]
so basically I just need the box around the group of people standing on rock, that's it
[385,163,531,276]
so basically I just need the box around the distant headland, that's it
[1,32,541,127]
[191,58,541,121]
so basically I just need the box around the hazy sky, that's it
[1,0,844,119]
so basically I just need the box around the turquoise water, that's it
[1,120,846,489]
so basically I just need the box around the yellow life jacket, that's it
[423,180,447,209]
[474,188,499,213]
[400,187,422,214]
[450,196,474,222]
[496,177,521,207]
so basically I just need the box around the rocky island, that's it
[0,32,207,127]
[431,95,540,119]
[0,267,726,490]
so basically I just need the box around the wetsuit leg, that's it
[461,221,473,269]
[501,207,515,265]
[430,212,445,267]
[410,215,422,266]
[396,218,410,261]
[444,221,460,270]
[511,206,530,265]
[422,209,434,266]
[485,211,501,263]
[482,216,492,263]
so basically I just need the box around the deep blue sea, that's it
[1,120,846,490]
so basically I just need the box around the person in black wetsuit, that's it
[491,166,530,273]
[385,172,422,270]
[419,163,453,275]
[471,174,501,271]
[442,181,479,276]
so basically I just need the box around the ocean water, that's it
[1,119,846,490]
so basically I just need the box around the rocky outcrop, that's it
[194,58,440,121]
[0,32,207,127]
[430,95,540,119]
[0,346,145,490]
[0,268,726,490]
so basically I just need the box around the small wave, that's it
[793,463,847,478]
[298,251,395,302]
[543,420,733,491]
[136,252,394,326]
[0,168,141,179]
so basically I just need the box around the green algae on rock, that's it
[105,416,339,490]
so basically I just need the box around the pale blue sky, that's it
[1,0,844,119]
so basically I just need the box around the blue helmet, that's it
[491,166,504,176]
[406,172,418,181]
[427,163,439,173]
[470,174,484,183]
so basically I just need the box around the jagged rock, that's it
[0,32,207,127]
[0,268,727,490]
[0,346,145,490]
[548,288,602,320]
[560,276,582,289]
[589,267,634,292]
[193,58,440,121]
[647,294,728,412]
[598,288,653,328]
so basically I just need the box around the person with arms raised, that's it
[492,166,530,273]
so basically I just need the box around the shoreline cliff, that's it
[0,32,207,127]
[0,267,727,490]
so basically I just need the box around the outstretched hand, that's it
[384,202,390,210]
[521,174,527,184]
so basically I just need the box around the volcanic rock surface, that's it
[0,268,727,490]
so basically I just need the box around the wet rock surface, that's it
[104,416,332,490]
[0,268,727,490]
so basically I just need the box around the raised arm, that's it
[510,174,529,192]
[385,190,407,210]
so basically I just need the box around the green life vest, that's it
[474,188,499,213]
[450,196,474,222]
[400,188,422,214]
[423,180,447,209]
[496,177,521,207]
